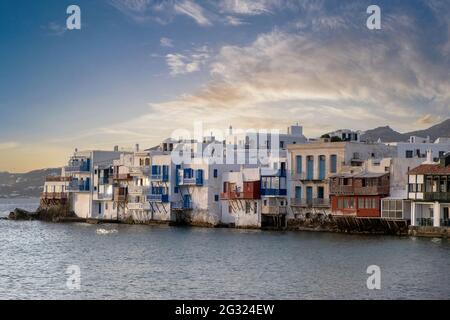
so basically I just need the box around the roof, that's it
[408,164,450,175]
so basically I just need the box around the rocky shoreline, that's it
[8,204,76,222]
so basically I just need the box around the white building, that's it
[407,153,450,228]
[45,149,124,219]
[385,136,450,160]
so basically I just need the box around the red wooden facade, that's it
[329,173,389,218]
[220,181,261,200]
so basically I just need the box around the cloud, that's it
[160,37,174,47]
[219,0,276,15]
[0,142,19,150]
[108,0,173,24]
[224,15,247,26]
[174,0,212,26]
[42,22,66,36]
[143,2,450,135]
[415,114,442,126]
[165,46,211,75]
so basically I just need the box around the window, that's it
[174,187,179,194]
[330,155,337,173]
[338,198,344,209]
[296,155,302,174]
[254,202,257,214]
[214,195,219,202]
[382,199,403,219]
[319,155,326,180]
[358,198,365,209]
[213,169,218,178]
[306,156,314,180]
[263,199,267,206]
[406,150,413,158]
[280,141,285,149]
[105,203,108,210]
[317,186,324,199]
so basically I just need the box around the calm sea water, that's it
[0,198,449,299]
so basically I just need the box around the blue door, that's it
[319,156,326,180]
[295,186,302,199]
[307,156,314,180]
[306,186,313,204]
[183,195,191,209]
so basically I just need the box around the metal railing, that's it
[290,198,331,207]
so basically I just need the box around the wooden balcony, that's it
[113,187,127,202]
[330,185,389,196]
[111,173,132,181]
[40,192,68,200]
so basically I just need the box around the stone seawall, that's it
[409,226,449,238]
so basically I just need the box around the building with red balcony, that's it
[329,171,390,217]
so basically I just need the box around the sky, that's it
[0,0,449,172]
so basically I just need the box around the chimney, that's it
[425,149,433,164]
[135,144,140,152]
[114,145,119,152]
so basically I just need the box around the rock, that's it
[8,208,38,220]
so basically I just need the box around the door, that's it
[183,195,191,209]
[319,156,326,180]
[307,156,314,180]
[295,186,302,199]
[444,207,449,226]
[306,186,313,204]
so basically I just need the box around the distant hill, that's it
[361,126,406,143]
[0,168,61,198]
[406,119,450,141]
[361,118,450,142]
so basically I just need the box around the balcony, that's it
[171,201,193,210]
[150,173,169,182]
[423,192,450,202]
[290,198,331,207]
[96,193,113,200]
[330,185,389,196]
[128,185,149,195]
[67,182,90,192]
[129,166,151,176]
[127,202,150,211]
[113,187,127,202]
[40,192,68,200]
[261,206,287,215]
[261,188,287,196]
[178,176,203,186]
[111,173,132,181]
[291,172,326,182]
[147,194,169,203]
[65,163,90,173]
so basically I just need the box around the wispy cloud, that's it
[140,2,450,134]
[165,45,211,76]
[219,0,273,15]
[160,37,174,47]
[42,22,66,36]
[0,142,19,150]
[174,0,212,26]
